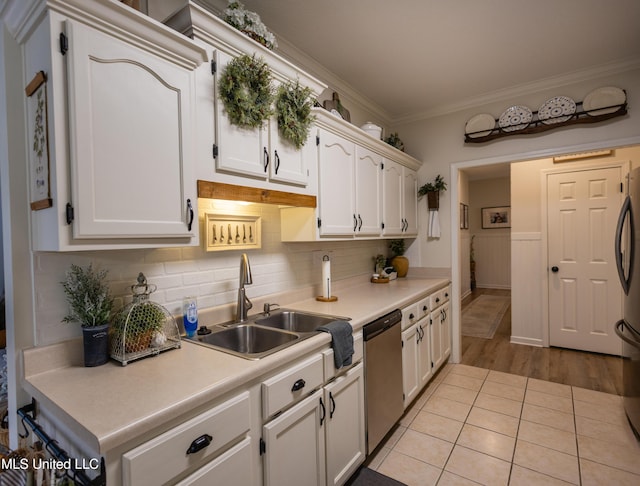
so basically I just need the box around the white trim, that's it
[450,135,640,358]
[510,336,543,347]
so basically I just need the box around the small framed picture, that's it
[460,203,469,229]
[25,71,52,211]
[481,206,510,229]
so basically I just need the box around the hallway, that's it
[460,288,622,395]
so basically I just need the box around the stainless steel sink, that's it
[189,324,300,359]
[254,309,344,333]
[185,309,350,360]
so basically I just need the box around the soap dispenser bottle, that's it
[183,296,198,338]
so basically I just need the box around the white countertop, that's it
[23,277,448,454]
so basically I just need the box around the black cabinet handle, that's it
[358,214,363,231]
[291,378,306,392]
[186,434,212,454]
[551,266,559,273]
[423,305,428,312]
[263,147,270,172]
[274,149,280,174]
[329,392,336,418]
[353,214,358,232]
[186,199,194,231]
[409,313,415,320]
[319,397,326,426]
[435,297,440,303]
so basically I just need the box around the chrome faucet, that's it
[236,253,253,322]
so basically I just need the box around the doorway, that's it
[449,144,640,367]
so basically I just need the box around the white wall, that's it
[395,67,640,270]
[468,177,511,289]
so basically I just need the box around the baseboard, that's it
[461,289,472,300]
[476,285,512,290]
[510,336,543,347]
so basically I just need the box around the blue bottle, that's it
[183,297,198,338]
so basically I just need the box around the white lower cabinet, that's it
[401,284,451,408]
[402,317,432,408]
[122,391,252,485]
[263,391,327,486]
[175,437,253,486]
[261,355,365,486]
[324,363,366,486]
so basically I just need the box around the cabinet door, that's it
[354,147,382,236]
[175,437,253,486]
[403,168,418,235]
[430,309,444,371]
[440,302,451,361]
[268,111,310,186]
[401,324,419,408]
[318,129,355,236]
[66,20,196,239]
[263,392,326,486]
[325,363,366,486]
[214,51,269,179]
[382,160,404,235]
[417,319,433,388]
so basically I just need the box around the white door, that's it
[318,129,355,236]
[548,167,624,355]
[417,318,433,387]
[263,392,325,486]
[324,363,366,486]
[403,168,418,235]
[355,147,382,236]
[430,308,443,370]
[214,51,268,179]
[382,161,403,235]
[401,324,419,408]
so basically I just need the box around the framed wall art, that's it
[460,203,469,229]
[481,206,511,229]
[25,71,52,210]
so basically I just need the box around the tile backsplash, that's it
[34,200,388,345]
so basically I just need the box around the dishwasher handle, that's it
[363,309,402,341]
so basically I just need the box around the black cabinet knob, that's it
[551,266,559,273]
[291,379,306,392]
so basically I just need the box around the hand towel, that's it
[317,320,354,369]
[428,210,441,238]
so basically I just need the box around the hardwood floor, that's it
[460,288,623,395]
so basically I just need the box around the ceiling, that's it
[234,0,640,122]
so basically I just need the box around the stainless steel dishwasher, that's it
[363,308,404,453]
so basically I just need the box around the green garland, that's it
[276,80,315,148]
[219,54,274,129]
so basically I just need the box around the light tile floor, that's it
[366,364,640,485]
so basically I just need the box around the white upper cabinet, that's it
[317,129,356,236]
[165,3,326,193]
[18,0,207,251]
[213,50,311,186]
[382,160,418,237]
[281,110,421,242]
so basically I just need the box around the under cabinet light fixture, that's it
[553,149,613,163]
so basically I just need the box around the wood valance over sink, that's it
[197,180,317,208]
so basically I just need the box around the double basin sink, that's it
[185,309,350,360]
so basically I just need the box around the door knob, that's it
[551,266,559,273]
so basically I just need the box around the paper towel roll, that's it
[322,255,331,298]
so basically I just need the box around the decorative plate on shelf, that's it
[465,113,496,138]
[498,105,532,132]
[538,96,576,124]
[583,87,626,116]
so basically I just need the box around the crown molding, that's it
[393,56,640,125]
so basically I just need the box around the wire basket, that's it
[110,273,180,366]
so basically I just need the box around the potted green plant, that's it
[61,263,114,367]
[418,174,447,209]
[389,239,409,278]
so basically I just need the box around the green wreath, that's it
[276,80,315,149]
[219,54,274,129]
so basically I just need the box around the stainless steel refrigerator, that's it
[615,166,640,438]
